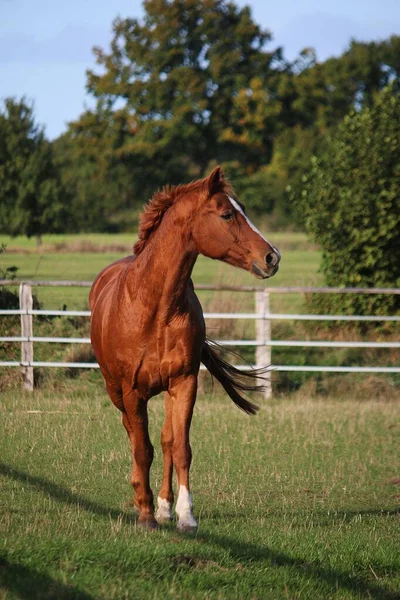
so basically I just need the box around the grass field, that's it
[0,387,399,599]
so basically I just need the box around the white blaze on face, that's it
[175,485,198,530]
[228,196,277,252]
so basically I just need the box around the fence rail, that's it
[1,280,399,395]
[2,279,400,294]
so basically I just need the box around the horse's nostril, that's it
[265,251,278,267]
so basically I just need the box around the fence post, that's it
[19,283,34,391]
[255,289,271,399]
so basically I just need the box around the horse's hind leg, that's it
[156,392,174,523]
[121,382,156,529]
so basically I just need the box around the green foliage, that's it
[4,8,400,232]
[0,244,20,310]
[296,86,400,314]
[55,9,400,231]
[229,167,275,214]
[86,0,280,170]
[55,0,284,223]
[53,109,135,232]
[264,37,400,224]
[264,127,329,225]
[0,98,69,242]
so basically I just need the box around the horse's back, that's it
[89,255,136,310]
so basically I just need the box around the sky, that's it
[1,0,399,140]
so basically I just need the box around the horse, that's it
[89,167,280,531]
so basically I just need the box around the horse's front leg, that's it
[155,392,174,523]
[122,382,156,529]
[169,375,198,531]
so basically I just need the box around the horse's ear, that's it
[207,166,225,197]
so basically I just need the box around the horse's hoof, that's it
[137,515,158,530]
[156,515,173,525]
[155,498,173,524]
[177,521,198,533]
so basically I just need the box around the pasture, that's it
[0,388,399,599]
[1,231,399,598]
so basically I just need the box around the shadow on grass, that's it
[0,462,137,525]
[195,530,399,600]
[2,462,398,599]
[0,555,94,600]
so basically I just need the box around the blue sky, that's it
[1,0,399,139]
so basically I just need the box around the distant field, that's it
[0,388,398,599]
[1,231,316,253]
[0,232,322,311]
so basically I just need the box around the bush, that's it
[296,86,400,315]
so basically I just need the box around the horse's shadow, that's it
[193,529,399,599]
[0,555,95,600]
[1,462,398,600]
[0,462,137,525]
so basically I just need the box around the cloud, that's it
[0,24,110,64]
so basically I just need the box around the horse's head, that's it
[192,167,280,279]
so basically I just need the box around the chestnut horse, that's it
[90,167,280,530]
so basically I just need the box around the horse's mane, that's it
[133,174,231,256]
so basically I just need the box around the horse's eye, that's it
[221,212,233,221]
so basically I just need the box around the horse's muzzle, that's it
[251,262,279,279]
[251,248,281,279]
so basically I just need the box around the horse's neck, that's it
[130,207,198,316]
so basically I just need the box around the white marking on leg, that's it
[228,196,279,255]
[155,496,173,522]
[175,485,198,530]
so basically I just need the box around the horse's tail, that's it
[201,339,269,416]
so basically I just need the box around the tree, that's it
[266,36,400,226]
[84,0,282,180]
[53,108,135,232]
[0,98,68,245]
[295,86,400,314]
[57,4,400,232]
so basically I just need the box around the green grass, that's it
[0,387,399,599]
[0,233,138,251]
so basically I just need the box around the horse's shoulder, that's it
[89,255,136,310]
